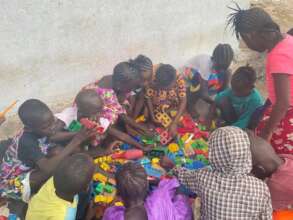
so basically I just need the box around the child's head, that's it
[154,64,177,89]
[227,6,281,52]
[130,55,153,84]
[112,62,142,93]
[246,130,283,179]
[54,153,94,197]
[287,28,293,36]
[75,89,103,119]
[209,126,252,175]
[115,162,148,205]
[231,65,256,97]
[211,44,234,71]
[18,99,55,137]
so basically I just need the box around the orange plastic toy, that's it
[273,210,293,220]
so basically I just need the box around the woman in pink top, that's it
[228,5,293,154]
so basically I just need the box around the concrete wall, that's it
[0,0,249,137]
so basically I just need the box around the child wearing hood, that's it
[163,126,272,220]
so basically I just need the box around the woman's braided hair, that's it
[227,3,280,39]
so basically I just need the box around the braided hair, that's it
[155,64,176,88]
[227,3,280,39]
[232,65,256,91]
[212,44,234,71]
[129,54,153,72]
[115,162,148,203]
[112,61,141,92]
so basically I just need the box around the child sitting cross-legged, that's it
[162,126,272,219]
[26,153,95,220]
[0,99,94,203]
[103,162,192,220]
[145,64,187,137]
[213,65,264,129]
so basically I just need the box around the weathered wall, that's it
[0,0,250,138]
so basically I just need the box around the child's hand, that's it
[168,123,178,137]
[71,127,97,145]
[85,200,98,220]
[0,117,6,126]
[160,156,175,171]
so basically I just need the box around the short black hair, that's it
[54,153,94,195]
[155,64,176,88]
[18,99,52,128]
[232,65,256,89]
[75,89,103,110]
[212,44,234,71]
[112,62,141,90]
[129,54,153,72]
[227,4,280,39]
[115,162,148,202]
[287,28,293,36]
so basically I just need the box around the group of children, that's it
[0,4,293,220]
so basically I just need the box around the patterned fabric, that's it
[95,87,126,125]
[145,74,186,124]
[81,80,126,125]
[207,70,226,95]
[0,131,50,200]
[175,127,272,220]
[256,106,293,155]
[182,67,201,93]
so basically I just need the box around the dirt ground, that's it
[1,0,293,139]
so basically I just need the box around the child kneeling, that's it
[103,162,192,220]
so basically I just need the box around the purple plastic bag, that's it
[103,178,192,220]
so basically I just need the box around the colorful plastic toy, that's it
[135,115,146,123]
[168,143,179,153]
[93,173,107,183]
[94,195,114,204]
[80,118,105,134]
[273,210,293,220]
[156,128,172,145]
[94,156,112,164]
[111,149,144,160]
[68,120,82,132]
[154,111,172,128]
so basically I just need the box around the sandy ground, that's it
[1,0,293,139]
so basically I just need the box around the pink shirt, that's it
[267,154,293,210]
[266,35,293,105]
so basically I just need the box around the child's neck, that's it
[55,190,75,203]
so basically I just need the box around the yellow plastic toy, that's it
[168,143,179,153]
[94,195,114,204]
[135,115,146,123]
[100,162,110,172]
[114,201,124,207]
[151,157,161,169]
[93,173,107,183]
[94,156,112,164]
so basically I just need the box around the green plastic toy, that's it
[68,120,82,132]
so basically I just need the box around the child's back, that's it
[176,127,272,220]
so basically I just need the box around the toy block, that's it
[94,195,113,204]
[135,115,146,123]
[93,173,107,183]
[100,162,110,172]
[111,149,144,160]
[168,143,179,153]
[104,184,114,193]
[68,120,82,132]
[144,165,163,178]
[95,183,104,194]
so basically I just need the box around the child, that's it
[181,67,213,119]
[214,66,264,129]
[247,130,293,210]
[168,127,272,219]
[26,153,95,220]
[184,43,234,95]
[146,64,187,137]
[57,89,152,151]
[0,99,94,203]
[103,162,192,220]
